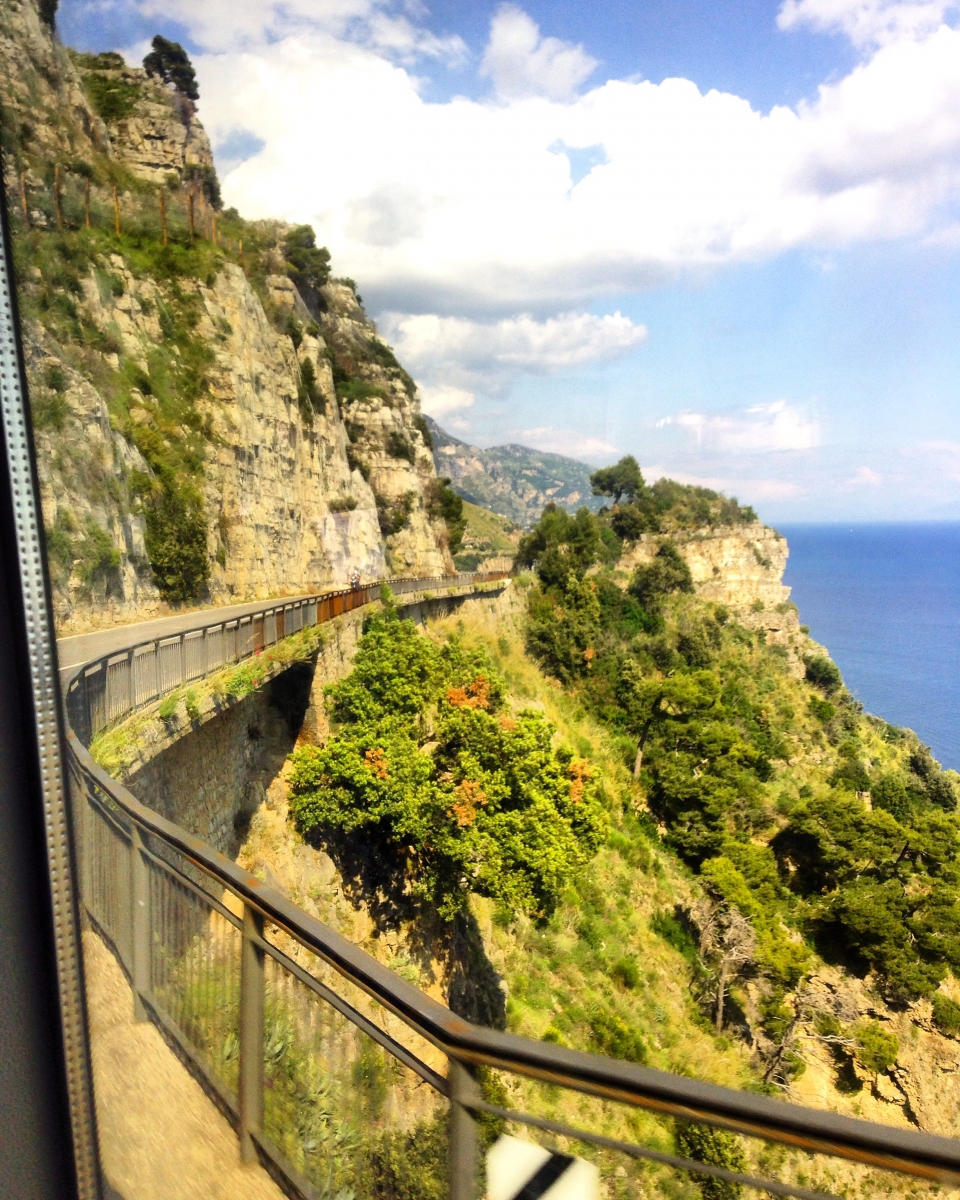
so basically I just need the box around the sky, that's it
[58,0,960,521]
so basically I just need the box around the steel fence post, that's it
[239,903,265,1164]
[448,1058,480,1200]
[130,822,150,1021]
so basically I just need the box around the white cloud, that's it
[135,0,466,59]
[517,427,620,462]
[777,0,957,49]
[382,310,645,377]
[658,401,821,454]
[479,5,598,101]
[841,464,884,486]
[189,9,960,314]
[379,310,645,405]
[419,384,475,417]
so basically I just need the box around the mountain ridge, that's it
[425,415,604,527]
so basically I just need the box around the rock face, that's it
[0,1,108,169]
[87,65,214,186]
[2,0,452,633]
[620,522,802,655]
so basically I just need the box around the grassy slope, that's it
[453,501,521,570]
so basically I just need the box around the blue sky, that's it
[59,0,960,521]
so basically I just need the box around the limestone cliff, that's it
[619,521,802,656]
[1,0,453,634]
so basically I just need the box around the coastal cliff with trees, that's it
[7,2,960,1196]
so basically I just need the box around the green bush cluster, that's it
[288,605,607,919]
[674,1122,746,1200]
[79,70,141,124]
[385,429,415,464]
[375,491,415,537]
[296,356,325,420]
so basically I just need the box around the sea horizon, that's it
[778,519,960,771]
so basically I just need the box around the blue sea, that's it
[779,523,960,771]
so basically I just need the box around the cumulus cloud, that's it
[479,5,598,101]
[516,427,620,462]
[777,0,957,49]
[187,6,960,314]
[382,310,645,374]
[418,384,475,417]
[378,310,646,403]
[658,401,821,454]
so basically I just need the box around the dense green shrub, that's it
[288,607,606,919]
[80,72,140,123]
[297,356,325,419]
[376,492,415,536]
[674,1122,745,1200]
[853,1021,898,1073]
[134,470,208,602]
[629,541,693,611]
[588,1008,647,1063]
[772,792,960,997]
[933,993,960,1036]
[804,655,842,694]
[385,430,415,464]
[413,413,433,448]
[426,477,466,555]
[283,225,331,296]
[610,504,647,541]
[76,521,121,590]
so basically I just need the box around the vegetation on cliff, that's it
[519,499,960,1033]
[1,10,451,620]
[288,592,607,920]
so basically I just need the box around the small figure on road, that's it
[349,566,361,590]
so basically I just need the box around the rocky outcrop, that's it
[620,522,802,656]
[0,1,108,171]
[85,63,214,186]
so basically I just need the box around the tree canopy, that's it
[288,602,606,919]
[143,35,199,101]
[590,455,645,504]
[283,225,332,295]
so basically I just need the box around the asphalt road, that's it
[56,594,318,678]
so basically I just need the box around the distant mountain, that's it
[425,418,604,528]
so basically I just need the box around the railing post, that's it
[130,822,150,1021]
[239,903,265,1164]
[448,1058,480,1200]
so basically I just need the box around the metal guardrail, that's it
[65,573,504,745]
[63,574,960,1200]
